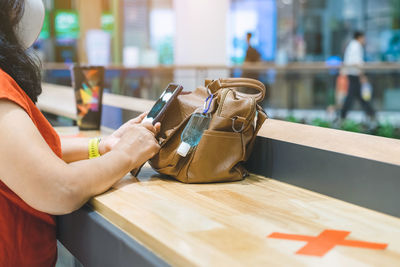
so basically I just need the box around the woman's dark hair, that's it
[0,0,42,103]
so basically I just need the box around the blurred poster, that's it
[123,46,140,67]
[86,30,111,66]
[124,0,149,50]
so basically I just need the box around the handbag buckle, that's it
[205,79,223,95]
[232,116,245,133]
[205,81,214,95]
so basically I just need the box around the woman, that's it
[0,0,160,266]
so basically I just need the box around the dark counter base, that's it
[57,205,169,267]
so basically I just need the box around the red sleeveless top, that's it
[0,69,61,266]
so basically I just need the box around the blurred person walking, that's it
[242,32,262,82]
[244,32,261,63]
[340,31,375,120]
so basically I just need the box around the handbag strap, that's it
[205,78,266,102]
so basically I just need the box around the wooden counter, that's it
[56,127,400,267]
[92,168,400,266]
[47,83,400,266]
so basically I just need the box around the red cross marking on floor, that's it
[267,229,388,257]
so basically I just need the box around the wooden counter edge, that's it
[259,119,400,166]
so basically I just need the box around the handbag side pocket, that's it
[183,130,244,183]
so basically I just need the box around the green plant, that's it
[311,118,332,128]
[376,122,396,138]
[286,115,301,123]
[282,116,400,140]
[340,120,363,133]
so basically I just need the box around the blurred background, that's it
[37,0,400,139]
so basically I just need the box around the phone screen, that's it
[144,84,181,123]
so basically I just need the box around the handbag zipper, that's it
[216,88,230,116]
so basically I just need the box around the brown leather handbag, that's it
[149,78,267,183]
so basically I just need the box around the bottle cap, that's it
[177,142,191,157]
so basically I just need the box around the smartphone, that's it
[142,83,183,125]
[131,83,183,177]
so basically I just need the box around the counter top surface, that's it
[57,128,400,267]
[91,168,400,267]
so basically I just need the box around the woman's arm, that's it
[61,137,91,163]
[0,100,160,215]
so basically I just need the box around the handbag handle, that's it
[205,78,266,102]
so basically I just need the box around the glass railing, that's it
[42,62,400,139]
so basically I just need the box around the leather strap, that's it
[206,78,266,102]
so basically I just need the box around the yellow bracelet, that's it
[88,138,101,159]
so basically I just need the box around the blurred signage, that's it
[39,11,50,39]
[55,10,80,39]
[124,0,149,49]
[86,30,111,66]
[101,12,115,34]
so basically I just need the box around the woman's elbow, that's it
[31,178,89,215]
[50,181,89,215]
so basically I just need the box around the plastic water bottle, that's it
[177,113,211,157]
[361,82,372,102]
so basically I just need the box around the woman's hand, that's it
[99,113,160,154]
[99,113,161,169]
